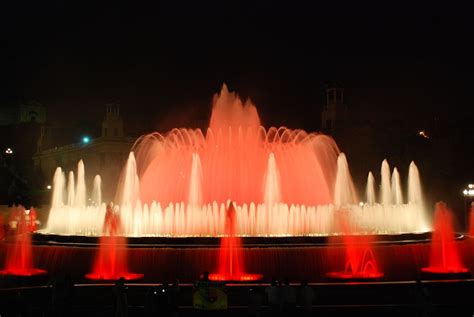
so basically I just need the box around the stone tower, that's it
[102,103,124,138]
[321,83,348,134]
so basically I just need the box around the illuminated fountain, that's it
[209,203,263,281]
[421,202,469,278]
[42,85,429,237]
[0,206,46,276]
[85,204,143,281]
[326,213,383,280]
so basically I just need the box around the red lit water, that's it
[0,206,46,276]
[422,202,468,274]
[133,85,341,207]
[209,203,262,282]
[327,213,383,280]
[86,205,143,280]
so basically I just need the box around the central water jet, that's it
[209,203,262,282]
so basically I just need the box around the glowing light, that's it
[82,136,90,144]
[46,185,52,190]
[463,188,474,197]
[469,184,474,189]
[418,130,429,139]
[359,201,364,207]
[4,148,13,154]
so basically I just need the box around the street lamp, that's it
[463,184,474,198]
[463,184,474,231]
[82,136,90,144]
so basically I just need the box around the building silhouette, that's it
[34,104,134,202]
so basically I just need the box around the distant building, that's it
[0,101,47,206]
[0,101,47,126]
[33,104,135,202]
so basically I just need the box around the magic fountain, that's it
[43,85,429,238]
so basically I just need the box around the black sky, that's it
[1,2,474,135]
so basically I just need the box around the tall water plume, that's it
[75,160,86,207]
[92,175,102,206]
[334,153,357,206]
[263,153,281,207]
[51,167,65,208]
[391,168,403,205]
[366,172,376,205]
[67,171,75,206]
[188,153,203,206]
[380,160,391,205]
[408,162,423,205]
[119,152,140,207]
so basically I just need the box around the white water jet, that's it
[391,167,403,205]
[263,152,281,207]
[366,172,376,205]
[380,160,391,205]
[408,162,422,205]
[334,153,357,206]
[43,158,430,237]
[67,171,75,206]
[120,152,140,207]
[188,153,203,206]
[51,167,65,207]
[92,175,102,206]
[75,160,86,207]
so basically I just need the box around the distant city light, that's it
[418,130,429,139]
[5,148,13,154]
[463,186,474,197]
[46,185,52,190]
[82,136,91,144]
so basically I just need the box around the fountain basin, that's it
[85,272,144,281]
[0,268,47,277]
[326,271,384,281]
[420,267,471,280]
[208,273,263,282]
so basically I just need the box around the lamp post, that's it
[463,184,474,232]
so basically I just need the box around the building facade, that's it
[33,104,135,202]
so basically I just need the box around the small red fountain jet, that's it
[86,204,143,281]
[0,206,46,276]
[422,202,469,277]
[209,203,262,282]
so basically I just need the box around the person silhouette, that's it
[248,287,263,317]
[265,278,280,315]
[113,277,128,317]
[282,278,296,314]
[298,280,315,316]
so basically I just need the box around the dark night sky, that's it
[1,1,474,214]
[2,2,473,135]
